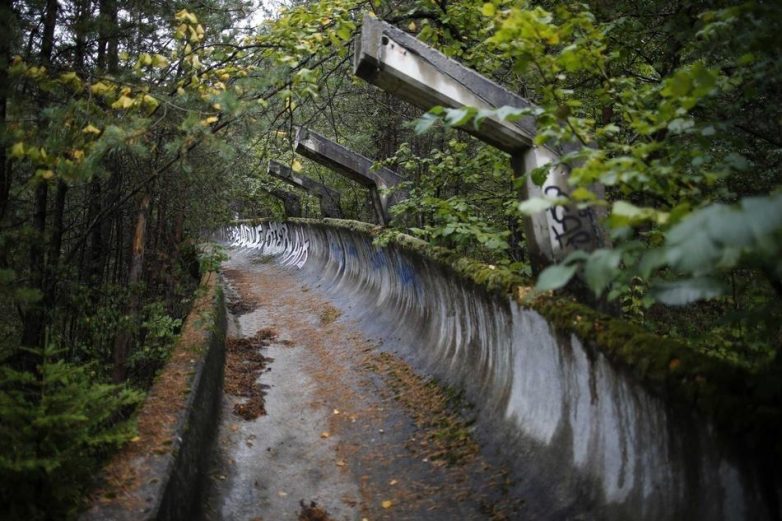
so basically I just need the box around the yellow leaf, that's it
[10,142,25,159]
[130,436,141,443]
[212,103,222,110]
[90,81,113,96]
[201,116,219,125]
[291,159,303,172]
[481,3,496,16]
[320,431,330,438]
[72,149,85,161]
[142,94,159,109]
[60,71,82,89]
[37,169,55,180]
[175,9,198,24]
[407,21,417,31]
[152,54,170,68]
[381,500,393,509]
[177,86,186,96]
[111,95,134,110]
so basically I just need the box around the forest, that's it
[0,0,780,518]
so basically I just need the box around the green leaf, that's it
[518,197,553,214]
[583,249,621,296]
[650,277,725,305]
[415,113,438,134]
[531,167,549,187]
[496,105,526,122]
[444,106,477,127]
[482,3,496,16]
[535,263,578,292]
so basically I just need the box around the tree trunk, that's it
[0,0,12,224]
[40,0,57,62]
[43,181,68,322]
[18,0,58,359]
[73,0,91,72]
[112,190,151,383]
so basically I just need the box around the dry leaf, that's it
[336,460,346,467]
[381,500,393,509]
[320,431,330,439]
[389,479,398,486]
[278,491,288,497]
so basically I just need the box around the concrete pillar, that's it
[354,14,604,267]
[294,126,405,226]
[268,160,343,218]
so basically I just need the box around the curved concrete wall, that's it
[223,221,779,520]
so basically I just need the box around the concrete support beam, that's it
[268,161,343,218]
[354,14,604,266]
[294,126,404,226]
[263,187,302,218]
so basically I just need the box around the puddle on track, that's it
[200,249,523,521]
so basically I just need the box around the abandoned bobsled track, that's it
[206,219,780,521]
[201,248,523,520]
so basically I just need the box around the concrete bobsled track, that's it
[215,219,780,520]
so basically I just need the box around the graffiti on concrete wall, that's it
[543,184,602,251]
[223,222,309,269]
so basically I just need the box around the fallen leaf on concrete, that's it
[278,491,288,497]
[336,460,346,467]
[230,424,239,432]
[389,479,398,486]
[320,431,330,439]
[381,500,393,509]
[298,500,334,520]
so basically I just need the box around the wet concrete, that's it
[201,249,521,521]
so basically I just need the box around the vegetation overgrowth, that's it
[0,0,779,517]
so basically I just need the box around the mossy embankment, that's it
[81,271,226,521]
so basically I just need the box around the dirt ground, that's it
[200,249,523,521]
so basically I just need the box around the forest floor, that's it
[199,249,524,521]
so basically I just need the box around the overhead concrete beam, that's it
[294,126,404,225]
[355,14,539,155]
[268,161,343,218]
[263,187,302,218]
[354,14,604,266]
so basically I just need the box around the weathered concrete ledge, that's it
[81,272,226,521]
[224,218,781,520]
